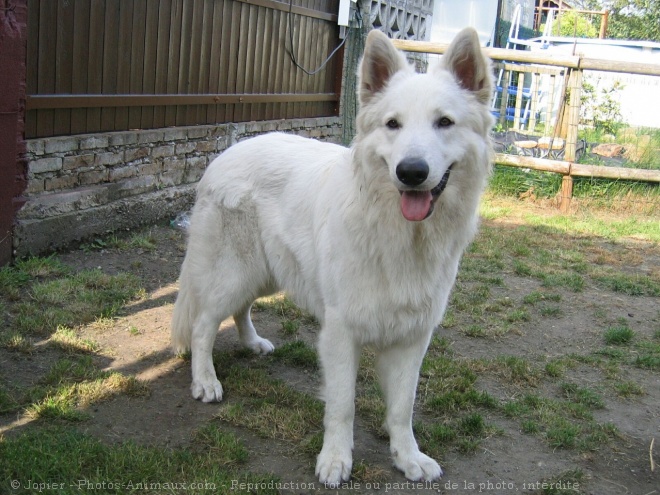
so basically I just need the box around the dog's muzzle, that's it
[398,164,453,222]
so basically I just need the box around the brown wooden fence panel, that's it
[26,0,342,138]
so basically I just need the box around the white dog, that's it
[172,27,493,486]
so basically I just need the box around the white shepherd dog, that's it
[172,27,493,486]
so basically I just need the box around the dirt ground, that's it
[7,219,658,495]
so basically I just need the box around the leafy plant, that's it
[580,76,625,135]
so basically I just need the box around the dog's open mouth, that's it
[399,165,453,221]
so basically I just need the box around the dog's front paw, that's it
[246,336,274,355]
[394,450,443,481]
[191,378,223,403]
[315,448,352,488]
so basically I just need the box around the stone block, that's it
[187,126,209,139]
[152,144,175,159]
[210,125,228,138]
[63,154,95,170]
[163,128,188,141]
[26,179,45,195]
[79,169,109,186]
[137,161,163,176]
[109,132,138,146]
[25,139,45,156]
[175,141,196,155]
[159,169,185,187]
[216,137,229,152]
[17,187,108,219]
[261,121,278,133]
[162,157,186,171]
[137,130,165,144]
[106,176,158,201]
[45,137,79,154]
[277,120,293,131]
[124,146,150,162]
[195,140,216,153]
[304,118,319,129]
[184,167,205,184]
[109,165,137,182]
[30,157,63,174]
[13,184,196,257]
[80,135,110,150]
[95,151,125,166]
[45,174,78,192]
[186,156,207,171]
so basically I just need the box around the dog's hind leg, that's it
[234,302,274,354]
[190,309,225,402]
[376,336,443,481]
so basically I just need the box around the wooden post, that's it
[560,175,574,213]
[528,73,539,132]
[564,69,582,162]
[513,72,524,130]
[545,74,556,135]
[499,69,509,127]
[599,10,609,39]
[561,67,582,213]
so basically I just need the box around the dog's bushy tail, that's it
[171,261,196,354]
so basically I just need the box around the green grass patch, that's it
[544,357,575,378]
[49,326,100,354]
[535,468,585,494]
[475,356,542,388]
[500,392,617,452]
[603,325,635,345]
[253,294,315,323]
[271,340,318,370]
[0,426,276,494]
[193,424,249,466]
[6,265,143,337]
[614,381,644,398]
[594,273,660,296]
[25,360,149,422]
[559,382,604,409]
[215,366,323,444]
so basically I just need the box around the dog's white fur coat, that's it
[172,27,493,486]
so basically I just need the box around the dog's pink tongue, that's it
[400,191,432,221]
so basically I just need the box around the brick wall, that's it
[16,117,342,256]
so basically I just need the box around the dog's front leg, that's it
[376,335,443,481]
[315,312,360,487]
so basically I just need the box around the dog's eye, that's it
[436,117,454,128]
[386,119,401,130]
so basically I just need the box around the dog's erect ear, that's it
[441,27,493,104]
[359,30,410,105]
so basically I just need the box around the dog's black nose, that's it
[396,158,429,186]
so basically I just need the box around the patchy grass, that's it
[23,356,149,421]
[271,340,318,370]
[604,325,635,345]
[215,365,323,444]
[49,325,100,354]
[0,426,275,492]
[1,201,658,493]
[0,256,148,423]
[9,269,143,337]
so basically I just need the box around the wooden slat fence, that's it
[26,0,342,138]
